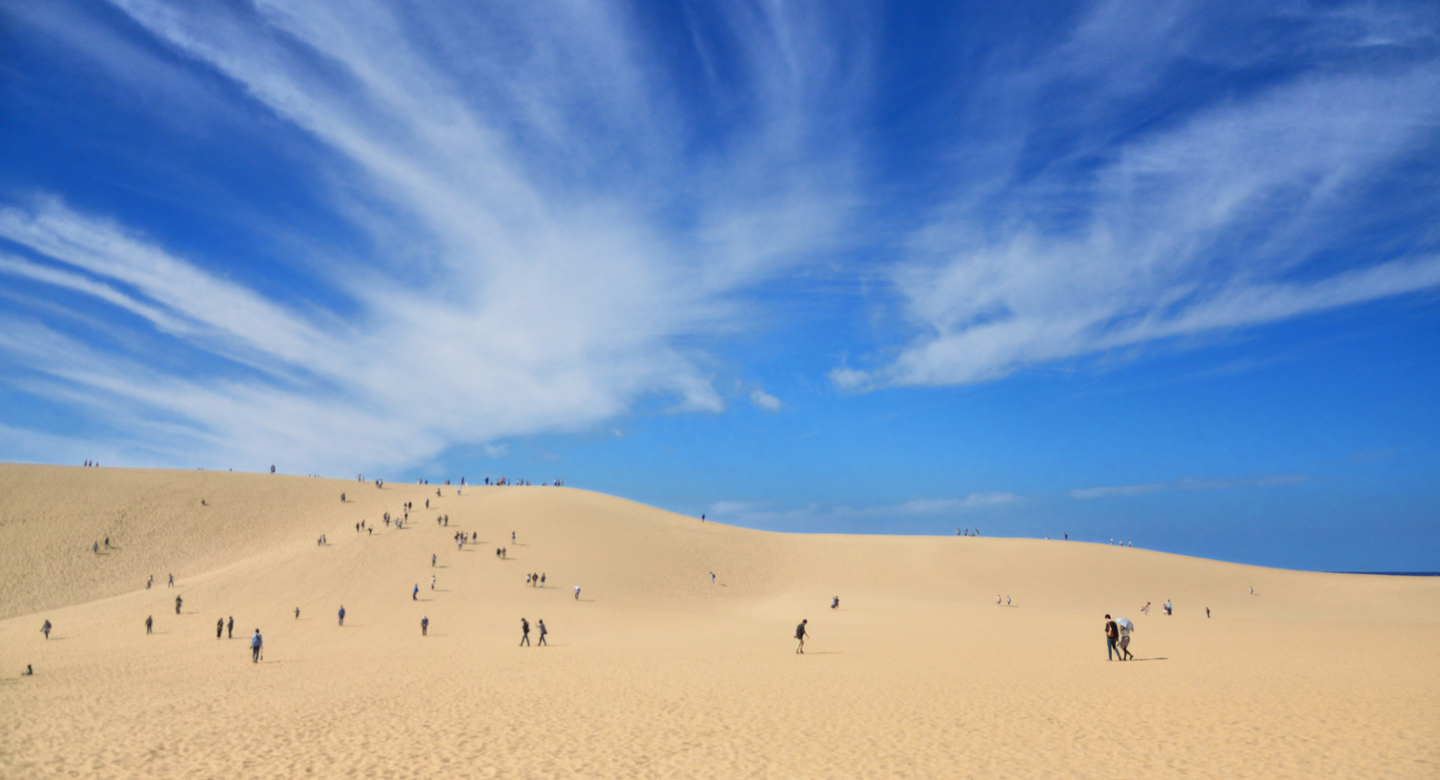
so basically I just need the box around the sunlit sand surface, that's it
[2,463,1436,778]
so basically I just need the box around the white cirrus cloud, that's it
[0,0,868,473]
[749,388,782,412]
[1071,474,1312,500]
[708,492,1022,529]
[834,2,1440,391]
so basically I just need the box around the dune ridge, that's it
[2,463,1436,778]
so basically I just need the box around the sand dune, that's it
[1,463,1436,778]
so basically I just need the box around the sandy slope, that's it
[1,463,1436,779]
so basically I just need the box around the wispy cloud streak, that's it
[709,492,1021,529]
[1071,474,1312,500]
[835,1,1440,390]
[0,0,866,471]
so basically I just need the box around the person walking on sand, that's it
[431,575,436,590]
[413,584,419,601]
[421,616,429,636]
[710,572,716,584]
[537,619,548,646]
[294,607,300,620]
[217,618,224,639]
[1206,607,1211,618]
[1141,602,1151,616]
[227,617,234,638]
[250,629,263,663]
[794,619,809,654]
[338,606,346,626]
[432,553,436,567]
[573,585,581,600]
[540,573,546,587]
[175,596,183,614]
[519,618,530,646]
[146,616,152,634]
[1119,621,1133,661]
[1164,598,1173,616]
[1104,615,1120,661]
[147,575,153,590]
[831,596,839,610]
[41,620,51,639]
[168,573,174,587]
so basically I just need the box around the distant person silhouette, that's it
[519,618,530,646]
[41,620,52,639]
[421,616,429,636]
[537,619,548,646]
[145,615,152,634]
[251,629,263,662]
[338,606,346,626]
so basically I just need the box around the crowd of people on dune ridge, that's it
[22,463,1242,676]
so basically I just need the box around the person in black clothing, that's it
[145,616,153,634]
[217,618,224,639]
[175,596,183,615]
[227,617,234,638]
[795,619,808,654]
[537,619,548,646]
[1104,615,1120,661]
[519,618,530,646]
[421,616,429,636]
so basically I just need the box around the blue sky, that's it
[2,0,1437,571]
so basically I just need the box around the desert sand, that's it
[1,463,1436,778]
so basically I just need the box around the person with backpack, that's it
[1104,615,1120,661]
[795,619,809,654]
